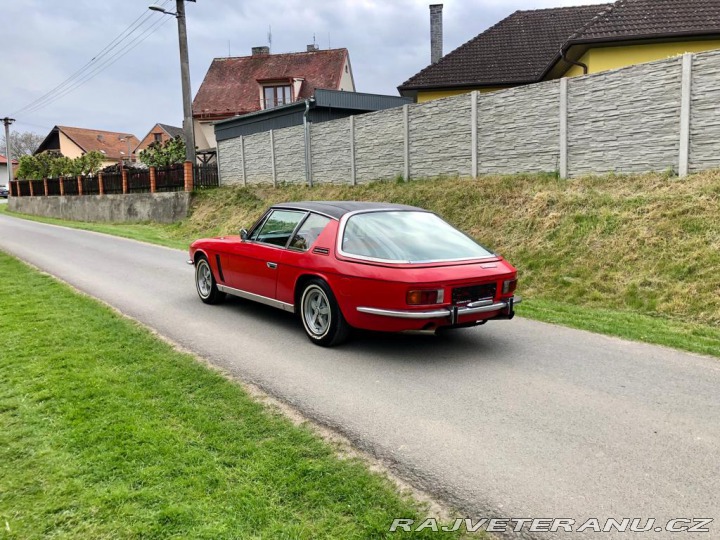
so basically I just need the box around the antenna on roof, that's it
[313,33,316,48]
[228,40,231,56]
[268,25,272,52]
[328,32,331,49]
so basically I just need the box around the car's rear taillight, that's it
[406,289,445,305]
[502,279,517,295]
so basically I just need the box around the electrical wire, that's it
[11,0,172,117]
[21,16,173,116]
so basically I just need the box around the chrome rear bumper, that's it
[357,296,521,322]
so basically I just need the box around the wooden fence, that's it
[8,164,218,197]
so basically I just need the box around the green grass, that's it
[517,299,720,358]
[0,204,189,250]
[3,169,720,359]
[0,252,462,539]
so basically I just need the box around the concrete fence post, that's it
[471,91,478,178]
[43,178,48,196]
[215,142,222,186]
[350,115,356,185]
[403,104,410,181]
[270,129,277,187]
[121,169,128,194]
[77,175,83,196]
[679,53,693,178]
[559,78,569,179]
[183,161,194,192]
[98,172,104,195]
[240,136,247,186]
[29,180,34,197]
[149,166,156,193]
[59,177,65,196]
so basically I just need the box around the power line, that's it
[21,15,172,116]
[11,0,172,117]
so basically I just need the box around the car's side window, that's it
[251,209,306,247]
[289,213,332,251]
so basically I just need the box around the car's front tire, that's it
[195,256,225,305]
[300,279,349,347]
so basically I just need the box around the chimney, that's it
[307,44,319,52]
[430,4,443,64]
[252,46,270,56]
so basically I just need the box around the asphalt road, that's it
[0,213,718,539]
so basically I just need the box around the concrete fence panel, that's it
[409,94,472,179]
[273,125,306,184]
[477,80,561,174]
[311,119,352,184]
[217,138,245,185]
[354,106,405,183]
[689,49,720,173]
[243,131,274,184]
[568,58,683,176]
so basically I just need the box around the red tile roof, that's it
[193,48,349,119]
[0,154,19,165]
[399,0,720,92]
[36,126,139,161]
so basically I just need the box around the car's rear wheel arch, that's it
[297,276,350,346]
[294,274,322,314]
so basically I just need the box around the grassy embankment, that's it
[0,252,463,539]
[3,170,719,356]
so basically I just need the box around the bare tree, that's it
[0,130,44,159]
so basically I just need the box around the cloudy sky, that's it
[1,0,610,142]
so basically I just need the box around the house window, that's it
[153,133,163,142]
[263,85,292,109]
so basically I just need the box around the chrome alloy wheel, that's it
[302,285,331,338]
[196,259,213,299]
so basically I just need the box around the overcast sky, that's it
[1,0,610,141]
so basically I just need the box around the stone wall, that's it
[217,49,720,184]
[8,192,191,223]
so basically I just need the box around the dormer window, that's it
[263,85,292,109]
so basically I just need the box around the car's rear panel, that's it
[328,258,517,332]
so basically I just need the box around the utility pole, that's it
[2,117,15,186]
[176,0,196,165]
[149,0,196,165]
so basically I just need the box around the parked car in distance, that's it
[189,201,520,346]
[0,185,8,198]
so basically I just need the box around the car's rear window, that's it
[341,211,494,263]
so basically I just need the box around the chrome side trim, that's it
[217,284,295,313]
[357,298,517,320]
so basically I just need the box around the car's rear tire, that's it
[195,256,225,305]
[300,279,349,347]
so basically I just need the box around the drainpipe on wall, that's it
[303,99,314,187]
[561,48,588,75]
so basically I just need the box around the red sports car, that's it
[189,201,520,346]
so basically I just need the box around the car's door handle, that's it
[267,262,278,269]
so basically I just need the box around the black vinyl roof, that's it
[273,201,423,220]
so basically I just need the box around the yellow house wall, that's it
[563,40,720,77]
[417,87,507,102]
[58,132,84,159]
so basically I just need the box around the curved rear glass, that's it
[340,211,494,263]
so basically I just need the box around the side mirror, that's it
[240,228,248,241]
